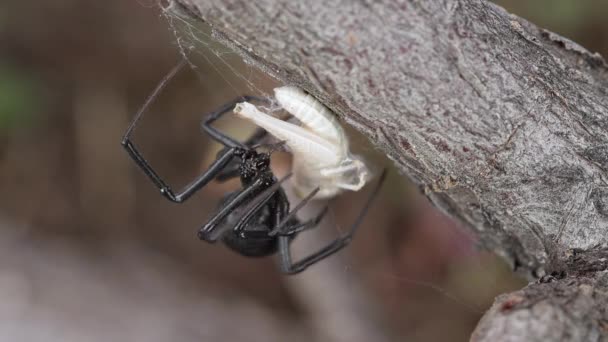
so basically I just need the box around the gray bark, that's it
[472,247,608,342]
[168,0,608,340]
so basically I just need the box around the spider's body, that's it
[204,148,276,256]
[234,86,372,199]
[203,148,295,258]
[217,183,280,258]
[220,203,278,257]
[121,60,385,274]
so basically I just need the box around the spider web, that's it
[158,2,513,323]
[294,200,491,316]
[162,3,276,101]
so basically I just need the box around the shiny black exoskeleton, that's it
[121,60,386,274]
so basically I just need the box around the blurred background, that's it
[0,1,605,341]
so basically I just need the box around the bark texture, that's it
[472,247,608,342]
[168,0,608,339]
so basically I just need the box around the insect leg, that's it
[334,181,366,191]
[319,162,360,176]
[278,169,387,274]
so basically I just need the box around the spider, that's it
[121,59,386,274]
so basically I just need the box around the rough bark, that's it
[472,247,608,342]
[167,0,608,339]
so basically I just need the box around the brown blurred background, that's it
[0,1,605,341]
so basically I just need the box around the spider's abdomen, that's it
[222,230,277,257]
[217,189,280,257]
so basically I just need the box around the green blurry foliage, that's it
[0,62,39,131]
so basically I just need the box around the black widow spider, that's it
[121,59,386,274]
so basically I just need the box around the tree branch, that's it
[472,247,608,341]
[168,0,608,339]
[169,0,608,277]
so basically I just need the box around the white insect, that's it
[233,86,372,199]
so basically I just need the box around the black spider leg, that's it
[244,127,270,146]
[121,60,248,203]
[277,169,389,274]
[268,188,328,237]
[204,97,273,183]
[224,173,294,238]
[197,173,293,242]
[214,128,270,183]
[200,95,267,149]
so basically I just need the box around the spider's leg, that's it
[268,187,325,236]
[214,128,270,182]
[216,138,287,182]
[123,141,240,203]
[230,173,293,235]
[276,206,329,236]
[244,127,269,147]
[269,184,328,237]
[214,166,242,183]
[197,177,264,242]
[198,173,290,242]
[277,169,387,274]
[122,59,187,142]
[122,59,241,203]
[277,235,347,275]
[201,96,268,149]
[213,132,287,183]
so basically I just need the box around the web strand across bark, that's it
[170,0,608,339]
